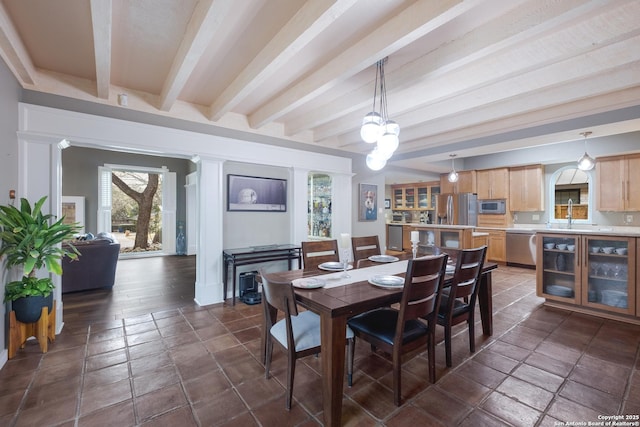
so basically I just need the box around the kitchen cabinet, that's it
[391,182,439,210]
[537,232,638,321]
[596,154,640,212]
[476,168,509,200]
[509,165,544,212]
[476,228,506,262]
[440,170,476,194]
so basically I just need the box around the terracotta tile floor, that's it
[1,265,640,426]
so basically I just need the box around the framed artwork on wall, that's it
[384,199,391,209]
[227,174,287,212]
[62,196,85,234]
[358,183,378,221]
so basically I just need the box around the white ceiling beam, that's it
[309,0,624,141]
[159,0,234,112]
[90,0,112,99]
[0,1,36,85]
[208,0,358,121]
[247,0,482,129]
[396,64,640,154]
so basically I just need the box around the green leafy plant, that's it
[1,196,80,302]
[4,276,55,301]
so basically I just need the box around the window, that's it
[549,166,592,225]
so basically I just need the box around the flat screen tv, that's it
[227,174,287,212]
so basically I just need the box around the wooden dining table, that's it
[264,253,497,427]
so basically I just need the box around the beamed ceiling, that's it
[1,0,639,176]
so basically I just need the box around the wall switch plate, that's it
[625,214,633,223]
[532,214,540,221]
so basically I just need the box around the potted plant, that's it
[1,196,80,323]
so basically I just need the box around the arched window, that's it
[549,166,593,225]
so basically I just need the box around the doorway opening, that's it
[98,164,177,257]
[111,170,163,253]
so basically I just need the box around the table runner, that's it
[293,260,409,289]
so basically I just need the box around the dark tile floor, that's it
[1,263,639,426]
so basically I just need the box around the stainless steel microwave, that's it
[478,199,507,214]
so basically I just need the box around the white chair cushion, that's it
[271,310,354,351]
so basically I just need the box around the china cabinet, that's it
[582,236,636,316]
[308,173,332,238]
[537,233,581,305]
[537,232,638,321]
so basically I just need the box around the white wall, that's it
[0,59,21,368]
[16,103,353,309]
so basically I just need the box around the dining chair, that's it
[260,270,355,410]
[435,245,487,367]
[347,254,448,406]
[351,235,381,263]
[301,239,339,270]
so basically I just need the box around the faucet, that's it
[567,198,573,229]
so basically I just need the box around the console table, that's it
[222,244,302,305]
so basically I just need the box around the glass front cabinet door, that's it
[582,236,636,315]
[537,234,581,304]
[308,173,332,238]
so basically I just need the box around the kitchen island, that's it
[386,223,479,253]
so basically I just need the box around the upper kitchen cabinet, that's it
[510,165,545,211]
[476,168,509,200]
[596,154,640,211]
[440,170,476,194]
[392,182,439,210]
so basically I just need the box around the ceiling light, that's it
[366,150,387,171]
[577,131,595,171]
[363,58,400,170]
[447,154,459,183]
[57,139,70,149]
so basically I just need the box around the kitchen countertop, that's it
[386,222,476,229]
[388,222,640,237]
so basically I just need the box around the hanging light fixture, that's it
[447,154,459,183]
[363,58,401,170]
[577,131,595,171]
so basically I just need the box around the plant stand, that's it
[8,300,56,359]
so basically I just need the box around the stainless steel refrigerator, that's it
[436,193,478,226]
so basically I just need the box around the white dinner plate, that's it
[292,278,326,289]
[446,265,455,274]
[318,262,353,271]
[368,275,405,289]
[368,255,400,263]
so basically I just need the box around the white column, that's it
[194,157,225,305]
[17,134,65,333]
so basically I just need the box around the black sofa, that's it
[62,234,121,293]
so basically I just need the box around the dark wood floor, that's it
[62,255,197,327]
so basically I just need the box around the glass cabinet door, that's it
[393,188,404,209]
[308,173,332,238]
[538,234,580,304]
[405,188,415,209]
[582,236,635,315]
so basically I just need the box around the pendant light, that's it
[447,154,459,183]
[577,131,595,171]
[363,58,401,170]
